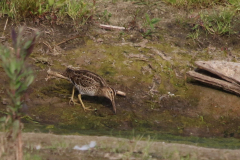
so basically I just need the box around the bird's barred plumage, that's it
[63,67,117,113]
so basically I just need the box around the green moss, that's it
[32,39,197,133]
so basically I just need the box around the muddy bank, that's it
[20,132,240,160]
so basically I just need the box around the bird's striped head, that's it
[101,87,116,114]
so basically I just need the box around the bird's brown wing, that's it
[67,69,108,87]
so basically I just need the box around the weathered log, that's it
[195,61,240,86]
[187,71,240,95]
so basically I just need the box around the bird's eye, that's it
[110,91,112,93]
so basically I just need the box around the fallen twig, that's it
[128,53,149,61]
[3,18,8,31]
[42,41,53,52]
[100,24,125,30]
[149,47,171,61]
[1,18,8,37]
[55,35,80,46]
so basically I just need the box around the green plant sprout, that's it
[102,10,112,24]
[0,27,38,160]
[187,26,199,40]
[142,13,160,38]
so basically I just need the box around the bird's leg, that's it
[78,94,94,112]
[69,87,80,105]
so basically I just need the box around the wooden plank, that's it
[187,71,240,95]
[195,61,240,86]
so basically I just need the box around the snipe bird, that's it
[62,67,117,113]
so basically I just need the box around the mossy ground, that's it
[19,34,240,141]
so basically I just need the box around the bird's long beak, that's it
[112,100,116,114]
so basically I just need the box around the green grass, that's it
[101,9,112,24]
[0,0,95,27]
[163,0,239,37]
[185,8,235,37]
[164,0,227,8]
[199,9,235,35]
[0,0,52,19]
[24,153,42,160]
[187,28,199,40]
[228,0,240,11]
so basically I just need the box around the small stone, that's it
[2,98,9,105]
[97,38,103,43]
[36,145,41,150]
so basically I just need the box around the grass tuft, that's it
[0,0,96,28]
[164,0,228,8]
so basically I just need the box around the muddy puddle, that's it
[1,1,240,150]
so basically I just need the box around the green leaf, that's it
[9,59,16,74]
[15,81,22,90]
[150,23,154,30]
[55,0,65,7]
[145,13,150,23]
[23,40,32,51]
[8,105,17,112]
[192,24,199,30]
[26,75,34,86]
[4,66,14,79]
[151,18,161,25]
[48,0,54,6]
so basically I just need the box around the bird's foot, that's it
[83,106,94,112]
[69,97,80,105]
